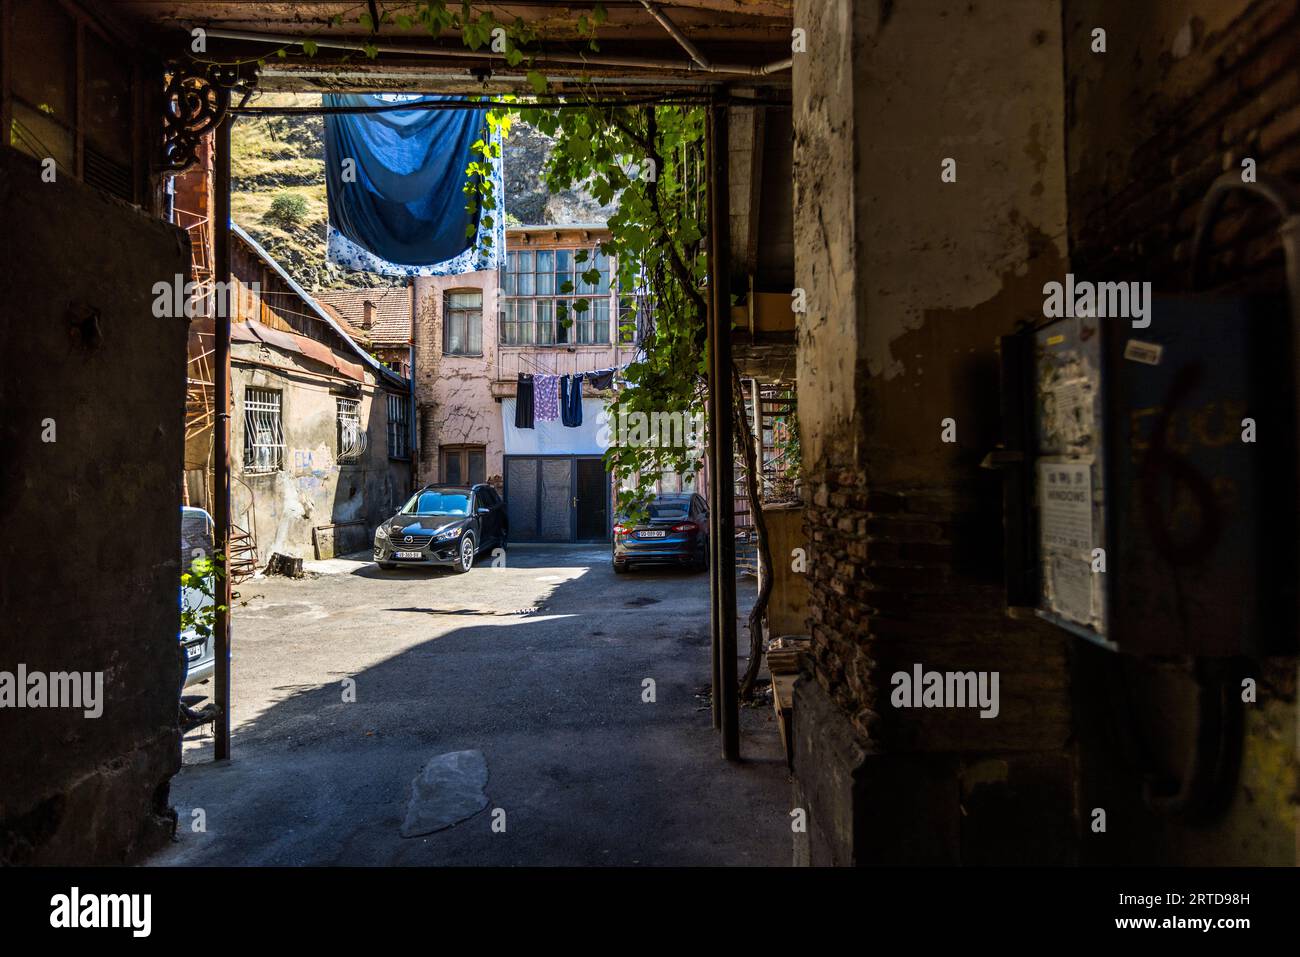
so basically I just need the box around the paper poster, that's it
[1047,556,1094,626]
[1038,461,1092,554]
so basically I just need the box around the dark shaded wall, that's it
[0,148,188,863]
[790,0,1074,865]
[1064,0,1299,864]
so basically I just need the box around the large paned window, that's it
[501,247,612,345]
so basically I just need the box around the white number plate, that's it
[640,530,667,538]
[186,643,203,660]
[395,551,423,559]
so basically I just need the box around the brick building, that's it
[411,225,636,542]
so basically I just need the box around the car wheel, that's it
[454,533,476,574]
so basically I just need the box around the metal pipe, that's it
[640,1,710,70]
[1190,171,1300,654]
[706,109,722,733]
[708,99,740,760]
[197,27,790,77]
[213,115,233,762]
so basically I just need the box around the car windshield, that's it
[402,490,470,516]
[649,501,690,519]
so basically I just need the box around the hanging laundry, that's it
[514,374,535,429]
[323,94,504,277]
[534,374,561,422]
[560,375,584,427]
[586,368,616,391]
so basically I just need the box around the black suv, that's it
[374,483,508,573]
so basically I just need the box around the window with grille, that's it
[443,290,483,356]
[386,393,410,460]
[336,398,366,465]
[243,388,284,473]
[500,247,612,346]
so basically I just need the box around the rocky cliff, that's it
[232,93,611,292]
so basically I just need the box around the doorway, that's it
[504,454,610,542]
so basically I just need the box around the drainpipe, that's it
[213,115,233,762]
[409,278,418,491]
[707,96,739,760]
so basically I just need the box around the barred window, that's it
[501,247,612,346]
[386,393,410,460]
[336,398,366,465]
[243,388,283,473]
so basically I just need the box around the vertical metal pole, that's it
[213,117,233,761]
[709,99,739,760]
[706,112,723,732]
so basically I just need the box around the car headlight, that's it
[375,525,389,540]
[435,528,460,542]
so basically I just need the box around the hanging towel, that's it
[324,94,504,277]
[515,374,535,429]
[560,375,584,427]
[586,368,616,391]
[534,374,561,422]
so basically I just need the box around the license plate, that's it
[395,551,423,559]
[185,643,203,661]
[639,530,667,538]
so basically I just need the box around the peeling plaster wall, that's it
[412,271,504,486]
[792,0,1075,865]
[792,0,859,474]
[232,346,408,558]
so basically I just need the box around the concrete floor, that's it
[151,544,792,866]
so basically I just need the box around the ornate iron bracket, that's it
[159,60,257,173]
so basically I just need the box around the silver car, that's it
[180,506,216,687]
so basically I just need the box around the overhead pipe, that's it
[196,27,791,78]
[639,0,791,75]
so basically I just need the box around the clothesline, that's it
[514,368,622,431]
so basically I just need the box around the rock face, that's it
[399,749,490,837]
[504,120,615,226]
[232,95,612,292]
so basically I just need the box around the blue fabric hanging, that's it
[324,94,502,275]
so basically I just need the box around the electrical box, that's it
[998,295,1296,656]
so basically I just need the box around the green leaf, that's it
[526,70,548,95]
[301,39,318,56]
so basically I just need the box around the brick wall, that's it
[1064,0,1300,864]
[1066,0,1300,291]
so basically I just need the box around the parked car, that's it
[374,483,507,573]
[180,506,216,687]
[612,492,710,573]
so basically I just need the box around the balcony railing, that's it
[496,342,632,384]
